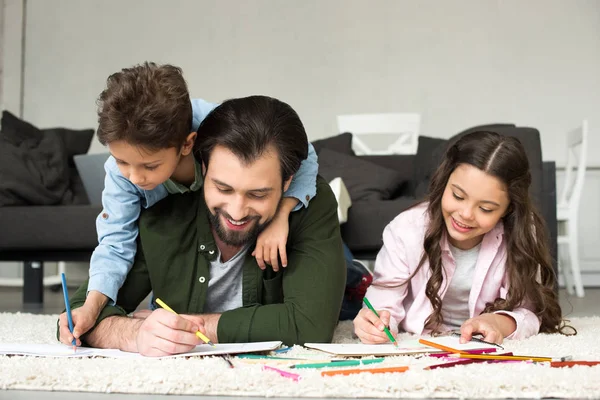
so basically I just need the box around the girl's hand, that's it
[253,214,289,271]
[459,313,516,345]
[353,308,395,344]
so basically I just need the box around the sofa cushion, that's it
[318,148,407,202]
[413,135,448,198]
[311,132,354,156]
[1,111,94,160]
[341,197,417,253]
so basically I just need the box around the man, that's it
[59,95,346,356]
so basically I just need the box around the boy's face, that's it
[203,144,292,246]
[108,140,181,190]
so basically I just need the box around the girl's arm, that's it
[359,218,413,335]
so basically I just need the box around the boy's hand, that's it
[253,214,289,271]
[252,197,298,271]
[58,291,108,347]
[353,308,395,344]
[58,303,101,346]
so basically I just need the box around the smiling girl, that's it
[353,131,570,344]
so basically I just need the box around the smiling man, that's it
[59,96,346,356]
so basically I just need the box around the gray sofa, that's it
[313,125,558,285]
[0,114,558,305]
[0,111,101,304]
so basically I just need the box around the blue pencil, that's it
[60,273,77,351]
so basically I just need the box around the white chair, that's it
[336,113,421,155]
[557,120,588,298]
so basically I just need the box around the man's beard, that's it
[207,200,282,246]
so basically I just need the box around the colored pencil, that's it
[458,353,554,362]
[362,297,398,347]
[221,355,235,368]
[321,366,408,377]
[419,338,462,354]
[263,365,301,381]
[291,358,385,369]
[155,298,215,347]
[60,273,76,351]
[426,352,513,369]
[550,361,600,368]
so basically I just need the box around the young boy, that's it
[62,62,318,344]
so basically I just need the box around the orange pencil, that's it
[321,366,408,377]
[419,338,462,354]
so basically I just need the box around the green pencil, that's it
[363,297,398,347]
[290,358,385,369]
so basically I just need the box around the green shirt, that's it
[162,158,204,194]
[66,176,346,345]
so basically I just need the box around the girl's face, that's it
[441,164,510,250]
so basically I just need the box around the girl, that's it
[354,131,569,344]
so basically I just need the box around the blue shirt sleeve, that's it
[87,157,168,304]
[283,142,319,211]
[191,98,219,131]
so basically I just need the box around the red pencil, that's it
[550,361,600,368]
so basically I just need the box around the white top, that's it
[441,242,482,329]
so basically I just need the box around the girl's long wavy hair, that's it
[413,131,571,335]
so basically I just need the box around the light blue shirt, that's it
[88,98,319,303]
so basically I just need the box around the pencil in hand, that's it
[60,273,77,352]
[362,297,398,347]
[155,298,215,347]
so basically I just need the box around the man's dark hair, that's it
[195,95,309,183]
[96,62,192,151]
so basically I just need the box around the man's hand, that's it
[353,308,396,344]
[58,291,108,347]
[459,313,517,345]
[197,313,221,343]
[135,309,206,357]
[252,197,297,271]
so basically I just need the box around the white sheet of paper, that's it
[305,336,496,356]
[0,341,282,359]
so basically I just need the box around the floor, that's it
[0,286,598,400]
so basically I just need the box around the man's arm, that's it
[57,238,154,345]
[217,177,346,345]
[84,315,143,351]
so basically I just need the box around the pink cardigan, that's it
[365,203,541,340]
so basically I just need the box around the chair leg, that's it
[558,244,574,295]
[568,230,585,298]
[23,261,44,305]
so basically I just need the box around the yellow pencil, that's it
[458,353,552,362]
[155,298,215,347]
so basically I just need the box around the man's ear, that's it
[180,132,197,156]
[283,175,293,193]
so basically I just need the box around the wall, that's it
[1,0,600,284]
